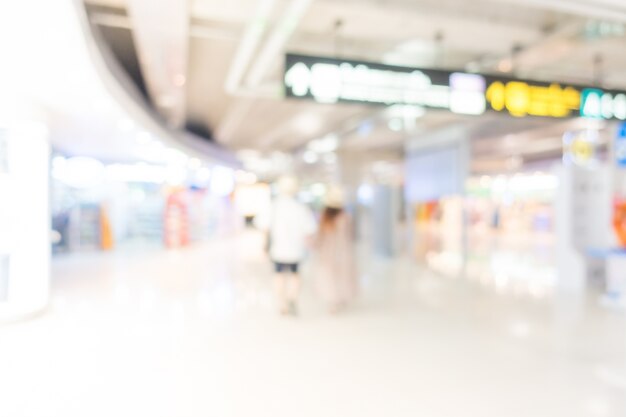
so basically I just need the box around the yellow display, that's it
[486,81,581,118]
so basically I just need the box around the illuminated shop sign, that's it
[484,80,580,118]
[580,89,626,120]
[284,54,486,116]
[284,54,626,121]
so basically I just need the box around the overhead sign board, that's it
[284,53,626,121]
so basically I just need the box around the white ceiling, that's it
[83,0,626,165]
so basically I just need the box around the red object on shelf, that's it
[614,199,626,248]
[164,191,189,248]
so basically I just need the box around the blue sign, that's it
[616,122,626,167]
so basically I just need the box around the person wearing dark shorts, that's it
[274,262,299,274]
[265,177,316,316]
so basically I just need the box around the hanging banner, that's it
[284,53,626,121]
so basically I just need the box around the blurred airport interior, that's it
[1,0,626,416]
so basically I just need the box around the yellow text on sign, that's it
[486,81,581,118]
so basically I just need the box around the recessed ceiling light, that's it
[303,150,318,164]
[308,134,339,153]
[136,131,152,145]
[117,118,134,132]
[188,157,202,170]
[388,118,403,132]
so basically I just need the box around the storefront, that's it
[50,157,240,253]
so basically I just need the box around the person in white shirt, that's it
[257,176,317,316]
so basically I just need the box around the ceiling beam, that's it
[224,0,277,94]
[126,0,189,128]
[245,0,314,87]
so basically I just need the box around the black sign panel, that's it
[284,53,626,121]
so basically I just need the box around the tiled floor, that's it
[0,231,624,417]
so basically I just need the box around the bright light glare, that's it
[324,153,337,164]
[308,134,339,153]
[196,167,211,184]
[388,118,403,132]
[165,148,189,166]
[303,151,318,164]
[166,165,187,186]
[117,118,134,132]
[188,158,202,170]
[136,131,152,145]
[211,166,235,196]
[236,170,258,185]
[310,182,326,196]
[358,184,374,205]
[105,164,167,183]
[52,156,105,189]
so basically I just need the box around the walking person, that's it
[313,186,357,314]
[260,176,317,316]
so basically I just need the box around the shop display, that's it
[613,199,626,247]
[49,159,243,252]
[412,172,560,296]
[126,187,165,242]
[164,190,189,248]
[77,204,102,250]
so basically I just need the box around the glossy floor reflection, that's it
[1,231,625,417]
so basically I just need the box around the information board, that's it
[284,53,626,121]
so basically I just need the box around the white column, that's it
[0,119,50,321]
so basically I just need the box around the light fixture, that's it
[165,165,187,186]
[188,157,202,170]
[308,134,339,153]
[386,104,426,129]
[310,182,326,196]
[165,147,189,166]
[117,118,134,132]
[357,184,374,205]
[196,167,211,184]
[136,131,152,145]
[105,163,167,184]
[303,150,318,164]
[236,170,258,185]
[357,121,374,137]
[323,153,337,164]
[211,166,235,196]
[388,118,403,132]
[53,156,105,189]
